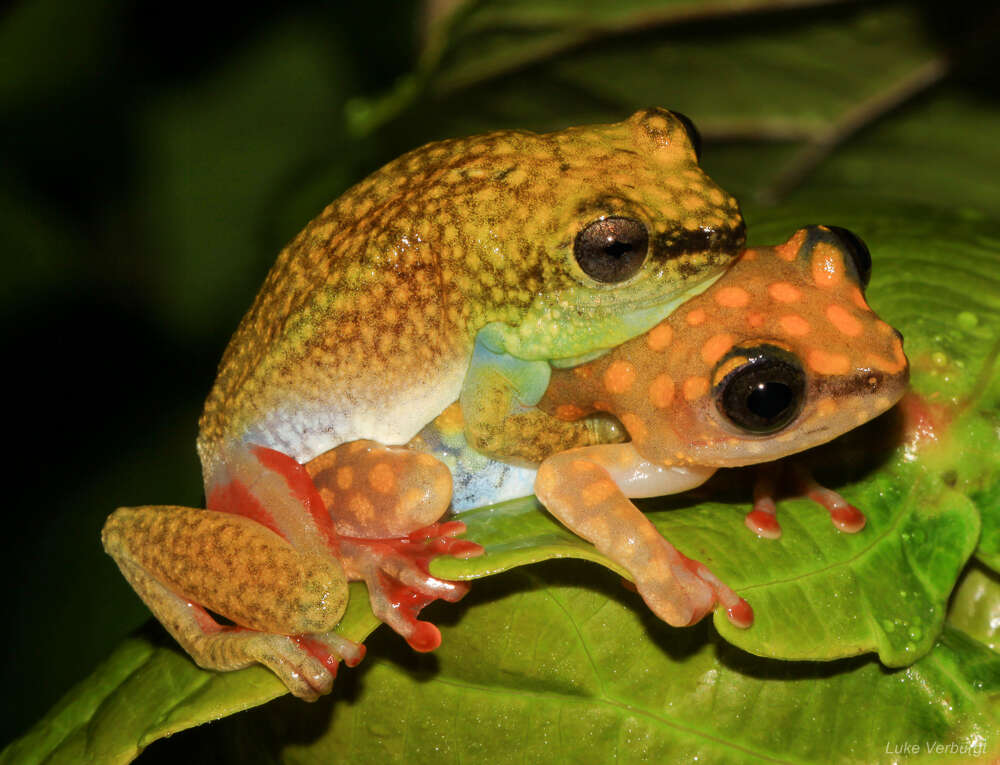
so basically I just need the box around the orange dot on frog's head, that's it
[779,314,811,336]
[685,308,706,326]
[811,243,845,288]
[648,373,675,408]
[768,282,801,303]
[647,323,673,352]
[714,286,750,308]
[826,304,862,337]
[746,312,765,328]
[808,349,851,375]
[603,360,637,394]
[683,376,710,401]
[701,333,734,365]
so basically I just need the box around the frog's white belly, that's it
[241,362,469,466]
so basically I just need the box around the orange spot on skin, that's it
[826,304,862,336]
[336,466,354,490]
[555,404,587,421]
[582,479,619,508]
[702,333,735,365]
[867,342,908,374]
[746,312,765,328]
[603,360,637,394]
[715,286,750,308]
[573,365,593,378]
[809,349,851,375]
[811,243,845,288]
[684,376,710,400]
[619,412,648,444]
[594,400,612,412]
[647,323,673,351]
[686,308,706,326]
[347,493,375,521]
[368,462,396,494]
[648,374,675,408]
[780,315,811,336]
[768,282,801,303]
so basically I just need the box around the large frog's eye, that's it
[827,226,872,289]
[716,346,806,434]
[573,217,650,283]
[670,111,702,160]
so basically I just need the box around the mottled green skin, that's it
[103,506,347,634]
[197,108,745,479]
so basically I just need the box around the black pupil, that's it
[746,382,792,420]
[604,239,633,258]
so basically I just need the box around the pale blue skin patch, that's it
[411,416,538,511]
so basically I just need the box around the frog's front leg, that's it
[102,505,362,700]
[746,462,867,539]
[305,441,483,652]
[460,334,624,464]
[534,443,753,628]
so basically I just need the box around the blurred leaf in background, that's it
[3,0,999,762]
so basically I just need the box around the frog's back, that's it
[197,109,745,472]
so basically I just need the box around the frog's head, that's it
[435,108,745,362]
[542,226,909,468]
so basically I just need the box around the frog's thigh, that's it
[305,440,453,537]
[102,506,347,635]
[534,446,715,627]
[460,340,604,463]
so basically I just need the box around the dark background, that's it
[1,0,421,742]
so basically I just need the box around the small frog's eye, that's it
[716,346,806,434]
[574,217,650,283]
[670,111,702,160]
[827,226,872,289]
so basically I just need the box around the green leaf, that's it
[165,566,1000,763]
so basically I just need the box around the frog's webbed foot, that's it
[337,522,482,651]
[306,442,484,652]
[534,444,753,629]
[746,462,866,539]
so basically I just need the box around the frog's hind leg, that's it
[535,443,753,629]
[306,441,483,652]
[102,505,360,700]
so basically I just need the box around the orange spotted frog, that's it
[535,225,909,628]
[102,109,745,699]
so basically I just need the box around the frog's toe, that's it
[244,634,339,701]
